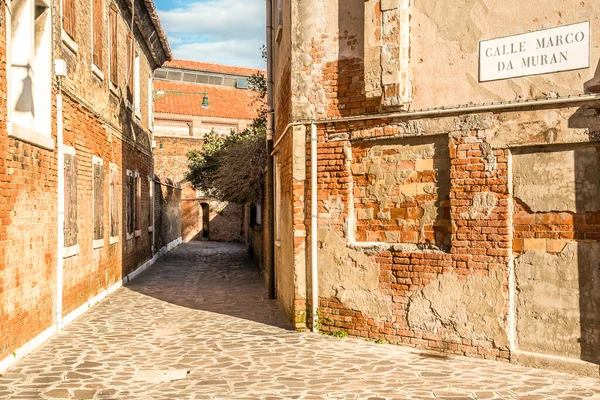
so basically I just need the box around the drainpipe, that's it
[310,122,318,332]
[266,0,276,299]
[55,74,65,332]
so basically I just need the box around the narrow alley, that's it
[2,243,599,400]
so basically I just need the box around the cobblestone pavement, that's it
[2,242,600,400]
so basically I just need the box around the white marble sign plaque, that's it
[479,22,590,82]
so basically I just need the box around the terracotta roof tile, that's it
[154,80,261,120]
[164,59,265,77]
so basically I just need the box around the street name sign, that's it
[479,21,590,82]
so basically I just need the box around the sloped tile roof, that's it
[164,59,265,78]
[141,0,172,63]
[154,80,261,120]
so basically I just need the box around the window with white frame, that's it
[276,0,283,42]
[64,146,79,258]
[148,74,154,130]
[274,154,281,242]
[109,162,119,244]
[134,54,141,117]
[135,171,141,236]
[277,0,282,27]
[8,0,53,150]
[91,0,104,76]
[148,175,154,232]
[92,156,105,249]
[126,169,135,237]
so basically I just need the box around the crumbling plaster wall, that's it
[512,145,600,367]
[515,243,600,364]
[290,0,327,121]
[311,102,600,374]
[411,0,600,110]
[513,147,600,213]
[318,229,393,321]
[407,269,508,349]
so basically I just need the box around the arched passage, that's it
[201,202,210,239]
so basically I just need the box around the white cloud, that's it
[171,39,266,69]
[158,0,266,68]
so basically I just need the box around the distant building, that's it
[153,60,264,242]
[0,0,176,372]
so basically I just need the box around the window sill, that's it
[8,123,54,151]
[126,232,134,240]
[275,240,281,247]
[251,224,262,232]
[92,64,105,81]
[109,83,119,97]
[276,25,283,43]
[61,30,78,54]
[110,236,119,245]
[64,244,80,259]
[135,230,141,238]
[148,226,153,233]
[93,239,104,249]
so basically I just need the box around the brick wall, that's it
[0,0,58,358]
[275,108,600,375]
[154,136,204,184]
[0,0,171,368]
[309,117,513,361]
[352,137,451,246]
[154,178,182,251]
[273,0,600,376]
[153,133,244,243]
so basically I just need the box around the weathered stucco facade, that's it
[269,0,600,377]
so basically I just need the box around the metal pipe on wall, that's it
[310,122,318,332]
[271,93,600,154]
[56,84,65,332]
[266,0,276,299]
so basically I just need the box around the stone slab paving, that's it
[2,242,599,400]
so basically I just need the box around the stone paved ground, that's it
[2,242,600,400]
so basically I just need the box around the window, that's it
[274,155,281,242]
[148,176,154,232]
[250,188,262,227]
[250,201,262,227]
[148,74,153,130]
[63,0,76,39]
[64,146,79,257]
[277,0,282,27]
[109,163,119,243]
[109,4,118,85]
[135,172,141,236]
[93,157,104,248]
[134,54,141,117]
[8,0,53,150]
[126,170,135,237]
[126,33,133,102]
[276,0,283,41]
[92,0,104,71]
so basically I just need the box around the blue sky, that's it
[155,0,266,69]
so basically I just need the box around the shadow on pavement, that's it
[126,241,294,330]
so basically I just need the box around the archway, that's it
[201,203,210,239]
